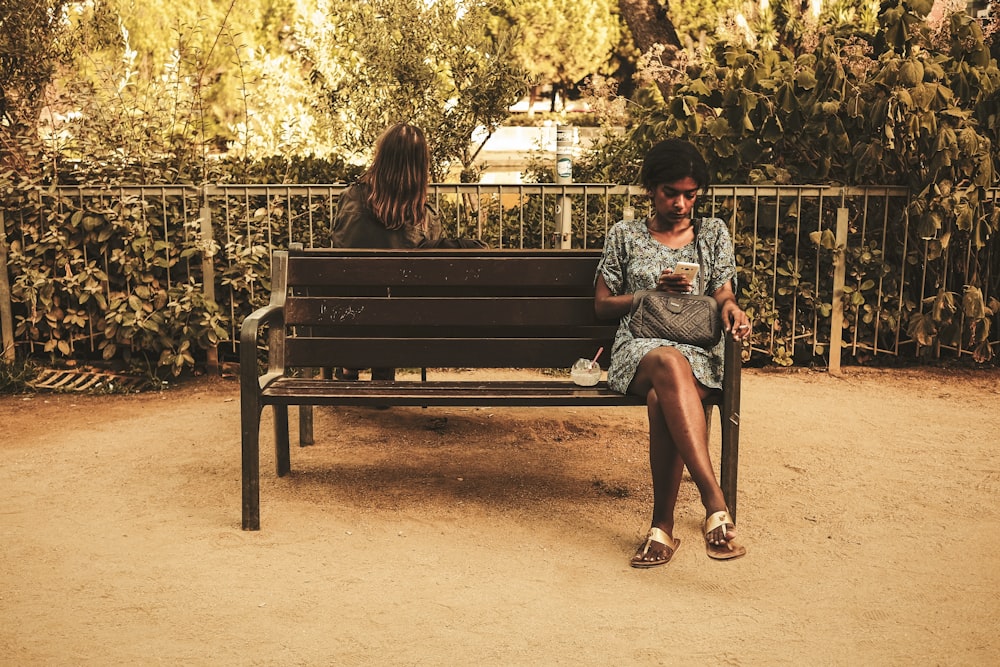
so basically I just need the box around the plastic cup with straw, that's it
[571,347,604,386]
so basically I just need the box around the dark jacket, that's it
[332,182,442,249]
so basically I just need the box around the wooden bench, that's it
[239,245,743,530]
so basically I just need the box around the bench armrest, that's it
[240,303,286,393]
[722,331,743,400]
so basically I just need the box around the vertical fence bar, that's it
[163,188,174,288]
[765,189,780,357]
[812,191,825,358]
[331,185,342,245]
[0,210,15,363]
[307,188,315,247]
[555,124,573,248]
[874,190,891,355]
[517,184,525,249]
[286,186,293,246]
[200,186,219,374]
[894,205,911,356]
[78,189,95,352]
[221,188,238,356]
[477,183,485,240]
[829,206,850,375]
[841,192,868,356]
[791,189,803,354]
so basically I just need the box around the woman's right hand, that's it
[656,267,693,293]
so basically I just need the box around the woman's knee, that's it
[644,347,691,379]
[631,347,692,396]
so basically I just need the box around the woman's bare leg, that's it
[628,388,687,564]
[647,388,685,534]
[631,347,736,547]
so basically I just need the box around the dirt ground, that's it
[2,365,999,666]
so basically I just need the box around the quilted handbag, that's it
[627,219,721,348]
[628,290,721,348]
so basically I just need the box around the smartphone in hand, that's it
[673,261,700,280]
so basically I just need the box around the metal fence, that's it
[2,182,997,369]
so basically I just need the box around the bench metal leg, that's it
[720,409,740,522]
[241,399,262,531]
[274,405,290,477]
[299,405,314,446]
[720,334,743,522]
[298,368,329,447]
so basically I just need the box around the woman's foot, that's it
[630,527,680,568]
[704,510,746,560]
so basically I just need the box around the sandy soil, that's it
[1,366,999,666]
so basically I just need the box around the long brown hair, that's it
[359,123,431,231]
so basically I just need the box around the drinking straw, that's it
[591,347,604,364]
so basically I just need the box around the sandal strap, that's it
[646,527,672,546]
[640,527,676,556]
[704,510,734,534]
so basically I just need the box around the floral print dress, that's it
[597,216,737,394]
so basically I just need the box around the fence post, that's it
[829,206,849,375]
[555,124,573,249]
[200,189,219,375]
[0,209,15,363]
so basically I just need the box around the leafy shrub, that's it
[576,0,999,364]
[0,357,39,394]
[3,176,229,378]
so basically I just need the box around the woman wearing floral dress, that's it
[595,139,752,567]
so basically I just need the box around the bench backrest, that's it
[272,247,616,370]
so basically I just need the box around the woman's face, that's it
[650,177,700,225]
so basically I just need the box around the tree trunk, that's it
[527,84,540,117]
[617,0,682,100]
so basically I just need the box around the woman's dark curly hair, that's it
[639,138,710,192]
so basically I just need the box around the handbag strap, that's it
[692,218,705,296]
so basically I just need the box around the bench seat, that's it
[260,378,648,406]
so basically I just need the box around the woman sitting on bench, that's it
[332,122,441,382]
[594,138,752,568]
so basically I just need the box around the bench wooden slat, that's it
[286,252,603,288]
[260,379,651,407]
[283,337,616,369]
[284,296,600,327]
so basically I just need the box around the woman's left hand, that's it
[721,300,752,341]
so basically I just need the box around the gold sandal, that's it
[630,527,680,568]
[704,510,746,560]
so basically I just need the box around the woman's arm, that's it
[712,281,751,340]
[595,274,634,320]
